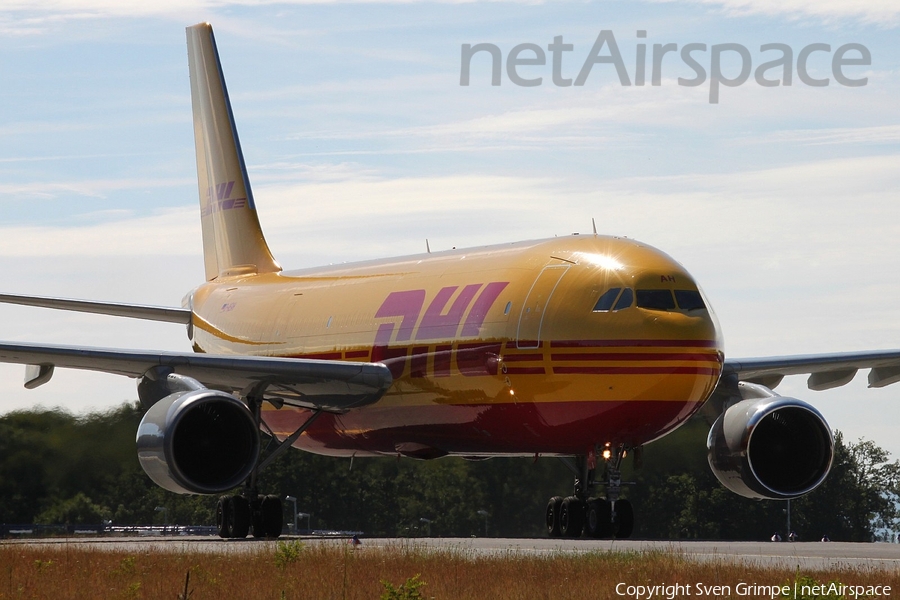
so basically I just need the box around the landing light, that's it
[602,449,612,460]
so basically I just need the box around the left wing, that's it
[0,341,392,413]
[723,349,900,391]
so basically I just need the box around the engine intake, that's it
[136,387,259,495]
[707,386,833,500]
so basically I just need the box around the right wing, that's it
[0,341,392,413]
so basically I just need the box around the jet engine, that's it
[707,383,833,500]
[136,384,260,495]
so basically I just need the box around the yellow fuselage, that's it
[189,235,724,458]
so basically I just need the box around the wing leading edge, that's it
[0,341,392,413]
[724,349,900,391]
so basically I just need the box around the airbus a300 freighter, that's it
[2,23,898,539]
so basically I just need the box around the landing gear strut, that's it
[545,445,635,539]
[215,392,322,539]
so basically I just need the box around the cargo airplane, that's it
[2,23,900,539]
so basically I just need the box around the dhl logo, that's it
[371,282,509,379]
[373,282,509,345]
[201,180,247,217]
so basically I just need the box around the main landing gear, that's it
[216,493,284,538]
[216,392,323,540]
[545,445,635,539]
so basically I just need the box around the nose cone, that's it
[551,236,724,354]
[531,236,724,447]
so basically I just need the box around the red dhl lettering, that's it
[374,282,509,345]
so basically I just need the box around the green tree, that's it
[0,404,215,526]
[632,424,900,541]
[4,401,898,541]
[792,432,900,541]
[36,492,110,525]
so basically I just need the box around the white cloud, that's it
[745,125,900,146]
[0,177,192,202]
[0,206,199,256]
[6,153,896,266]
[674,0,900,26]
[0,0,538,27]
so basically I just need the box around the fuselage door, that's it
[516,264,569,349]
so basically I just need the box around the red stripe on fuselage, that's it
[552,339,719,348]
[550,352,718,362]
[505,366,546,375]
[553,366,720,376]
[283,340,720,380]
[502,353,544,362]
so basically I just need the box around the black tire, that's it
[216,496,233,538]
[546,496,564,537]
[614,499,634,539]
[251,494,266,538]
[230,495,251,539]
[585,498,612,538]
[559,496,584,538]
[261,495,284,538]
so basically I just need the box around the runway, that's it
[3,536,900,571]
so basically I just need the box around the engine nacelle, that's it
[136,388,260,495]
[707,390,833,500]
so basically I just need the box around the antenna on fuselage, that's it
[426,239,431,254]
[592,218,597,235]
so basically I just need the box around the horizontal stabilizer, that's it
[0,293,191,325]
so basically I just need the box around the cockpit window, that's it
[636,289,676,310]
[592,287,633,312]
[613,288,633,310]
[592,288,621,312]
[675,290,706,311]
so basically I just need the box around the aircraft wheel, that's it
[250,495,266,538]
[614,499,634,539]
[261,494,284,538]
[559,496,584,538]
[585,498,612,538]
[230,495,251,539]
[546,496,564,537]
[216,496,233,538]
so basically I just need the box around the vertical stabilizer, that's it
[186,23,281,281]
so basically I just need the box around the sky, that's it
[0,1,899,456]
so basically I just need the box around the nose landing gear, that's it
[545,445,635,539]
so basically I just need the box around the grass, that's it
[1,541,898,599]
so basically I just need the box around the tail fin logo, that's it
[201,180,247,217]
